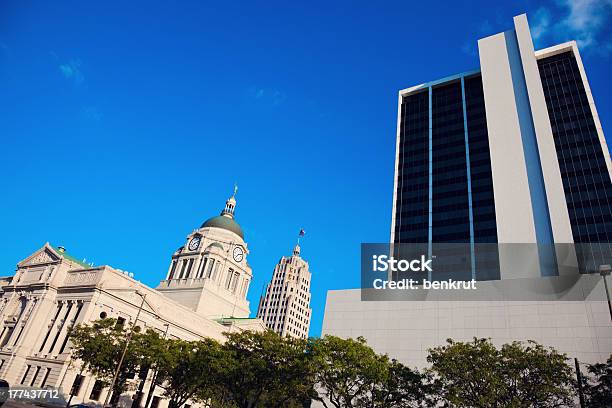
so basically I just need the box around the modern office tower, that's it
[318,15,612,372]
[257,244,312,338]
[391,14,612,279]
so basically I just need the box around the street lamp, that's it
[599,264,612,322]
[143,323,170,408]
[104,291,147,407]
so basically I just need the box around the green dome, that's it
[201,215,244,239]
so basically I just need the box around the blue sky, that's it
[0,0,610,337]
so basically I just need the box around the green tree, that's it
[132,329,166,407]
[427,338,575,408]
[68,318,155,405]
[311,336,389,408]
[217,330,316,408]
[583,354,612,408]
[371,359,438,408]
[155,337,230,408]
[500,341,574,407]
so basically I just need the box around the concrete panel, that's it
[478,32,537,245]
[321,277,612,369]
[513,15,574,245]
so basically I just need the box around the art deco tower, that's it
[257,243,312,338]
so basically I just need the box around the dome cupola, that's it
[200,186,244,239]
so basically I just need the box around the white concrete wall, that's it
[513,14,574,248]
[321,276,612,368]
[478,31,537,246]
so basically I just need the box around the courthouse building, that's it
[321,14,612,368]
[0,192,264,406]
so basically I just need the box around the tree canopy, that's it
[582,354,612,408]
[69,320,607,408]
[69,318,154,402]
[427,338,575,408]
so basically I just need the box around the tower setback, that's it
[257,244,312,338]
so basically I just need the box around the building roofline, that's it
[534,41,577,59]
[397,40,578,99]
[398,69,481,97]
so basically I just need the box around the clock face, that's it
[188,236,201,251]
[233,246,244,263]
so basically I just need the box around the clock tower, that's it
[156,189,252,319]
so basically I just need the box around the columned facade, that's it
[0,192,264,407]
[157,192,252,318]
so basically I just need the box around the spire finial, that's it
[222,185,238,218]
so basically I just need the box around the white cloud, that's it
[533,0,612,53]
[248,86,286,106]
[530,7,551,40]
[59,59,84,85]
[462,1,611,58]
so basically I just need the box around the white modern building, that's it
[257,244,312,338]
[321,13,612,368]
[391,14,611,278]
[0,192,264,407]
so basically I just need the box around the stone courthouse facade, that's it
[0,192,264,407]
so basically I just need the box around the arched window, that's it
[241,279,250,297]
[197,258,208,278]
[224,268,234,290]
[184,258,194,278]
[168,261,177,280]
[230,271,240,293]
[178,260,188,279]
[206,259,216,279]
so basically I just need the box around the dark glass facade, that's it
[431,82,471,281]
[464,76,498,243]
[394,90,429,243]
[464,76,500,279]
[393,75,499,280]
[538,51,612,271]
[431,82,470,243]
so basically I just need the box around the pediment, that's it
[18,245,61,268]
